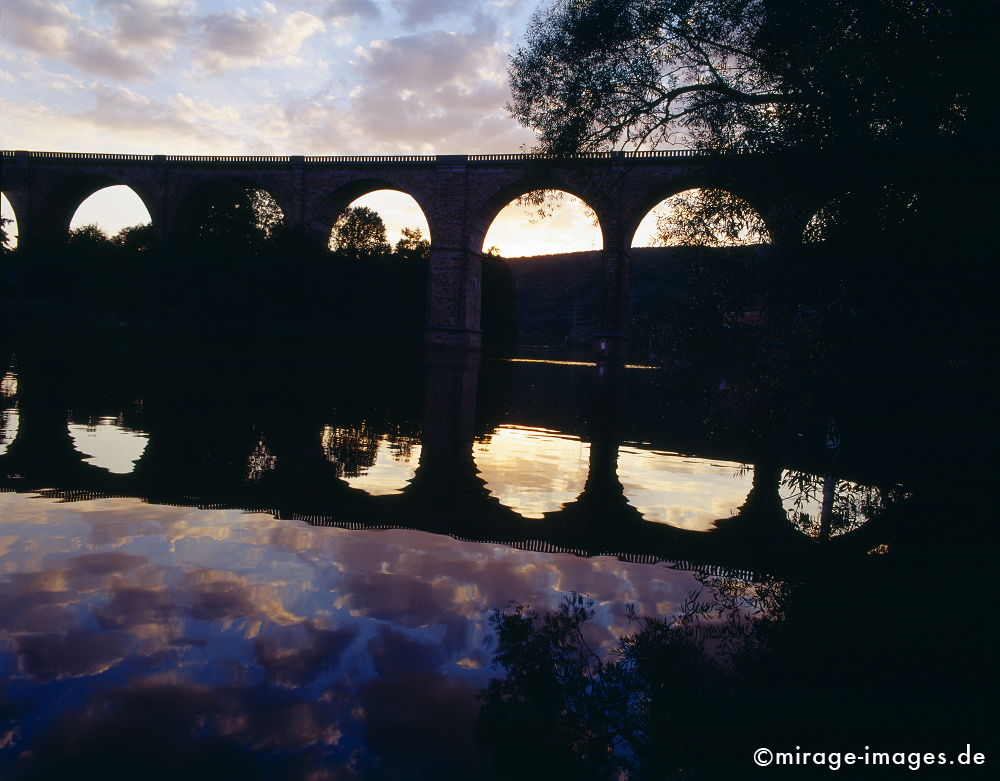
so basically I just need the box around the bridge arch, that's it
[37,174,160,242]
[800,182,926,246]
[627,181,772,249]
[309,178,432,249]
[471,178,610,257]
[69,185,152,239]
[481,189,603,258]
[329,189,431,253]
[2,149,826,352]
[172,177,289,244]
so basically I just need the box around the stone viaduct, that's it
[1,149,825,353]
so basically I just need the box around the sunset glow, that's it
[0,0,550,251]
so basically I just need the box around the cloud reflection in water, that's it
[618,447,753,530]
[68,416,149,474]
[0,491,704,777]
[473,425,590,518]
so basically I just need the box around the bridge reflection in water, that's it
[0,341,978,779]
[0,347,894,576]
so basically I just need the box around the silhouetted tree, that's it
[67,223,112,250]
[394,226,431,260]
[510,0,998,366]
[0,216,13,253]
[478,583,783,780]
[478,532,996,779]
[330,206,391,260]
[510,1,993,158]
[653,189,769,247]
[191,185,284,254]
[113,223,155,252]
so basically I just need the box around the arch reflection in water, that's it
[68,417,149,474]
[0,409,17,457]
[321,425,421,495]
[618,446,753,531]
[0,371,16,457]
[780,471,896,538]
[0,371,16,397]
[473,425,590,518]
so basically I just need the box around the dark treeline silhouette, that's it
[478,516,995,780]
[0,193,517,358]
[507,245,770,365]
[509,0,999,379]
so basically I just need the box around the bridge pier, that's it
[423,247,483,350]
[594,233,632,362]
[424,155,483,350]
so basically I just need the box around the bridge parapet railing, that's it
[3,149,717,164]
[163,154,292,162]
[21,151,157,161]
[303,154,437,163]
[467,149,715,161]
[627,149,715,157]
[468,152,613,161]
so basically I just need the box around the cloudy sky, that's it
[0,0,542,155]
[0,0,663,253]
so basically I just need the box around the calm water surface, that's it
[0,349,988,778]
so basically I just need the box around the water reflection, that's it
[0,369,16,457]
[245,436,278,482]
[0,329,986,778]
[0,350,908,563]
[780,471,902,539]
[322,424,421,495]
[0,370,15,397]
[0,408,17,456]
[473,425,590,518]
[618,447,752,530]
[0,490,707,778]
[68,415,150,474]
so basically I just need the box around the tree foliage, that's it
[65,222,156,254]
[509,0,995,156]
[191,185,285,252]
[67,223,112,251]
[329,206,391,259]
[654,188,769,246]
[394,226,431,260]
[113,223,156,252]
[1,217,15,253]
[478,582,784,779]
[510,0,998,365]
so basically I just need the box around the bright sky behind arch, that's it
[2,0,595,254]
[346,190,431,246]
[70,185,153,235]
[484,192,602,257]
